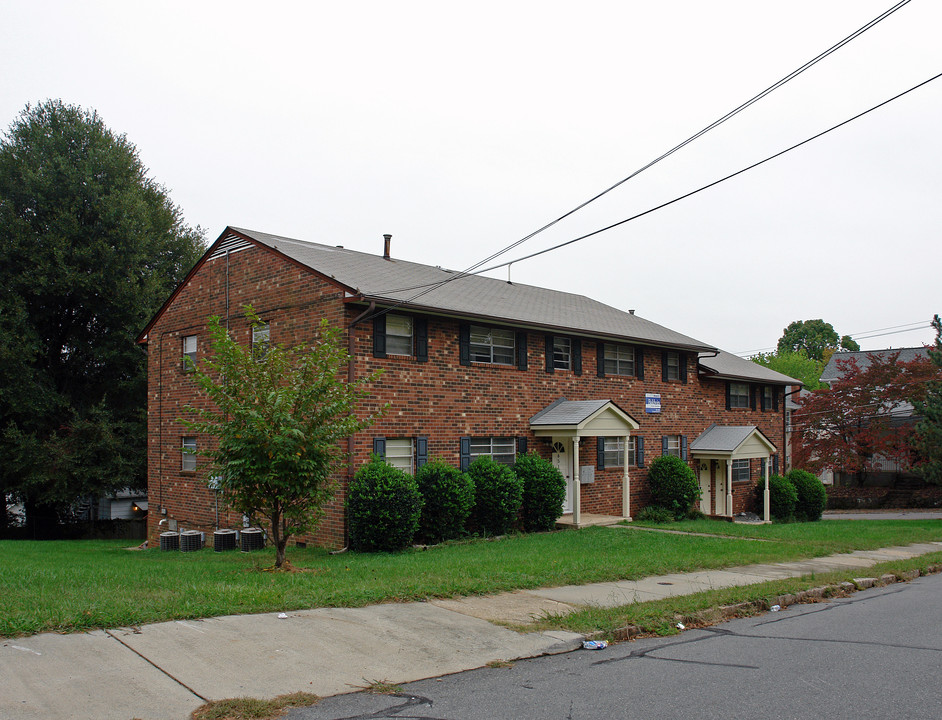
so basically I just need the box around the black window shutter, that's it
[597,438,606,470]
[681,435,688,461]
[573,338,582,376]
[760,385,767,411]
[459,323,470,366]
[725,382,731,410]
[637,437,645,467]
[680,353,687,384]
[661,351,669,382]
[636,346,644,379]
[415,436,428,468]
[372,437,386,458]
[773,388,779,412]
[459,437,471,472]
[415,318,428,363]
[516,331,528,371]
[545,334,554,373]
[750,384,757,410]
[516,436,527,456]
[372,315,387,359]
[772,455,779,475]
[597,343,606,377]
[661,436,669,456]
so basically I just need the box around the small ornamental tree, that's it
[182,308,383,568]
[514,452,566,532]
[647,455,700,520]
[786,469,827,522]
[467,456,523,536]
[347,456,423,552]
[414,458,474,543]
[792,351,938,483]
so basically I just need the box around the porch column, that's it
[763,456,771,523]
[622,434,631,520]
[726,460,734,517]
[572,437,581,527]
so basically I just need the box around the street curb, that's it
[604,562,942,642]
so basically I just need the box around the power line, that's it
[366,0,912,304]
[736,321,932,356]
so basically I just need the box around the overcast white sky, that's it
[3,1,940,355]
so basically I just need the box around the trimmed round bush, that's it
[514,452,566,532]
[787,468,827,522]
[759,474,798,522]
[414,458,475,543]
[467,456,523,536]
[635,505,675,523]
[347,456,423,552]
[647,455,700,520]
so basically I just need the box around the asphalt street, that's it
[287,572,942,720]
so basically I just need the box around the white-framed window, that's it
[469,325,515,365]
[552,337,572,370]
[182,335,197,370]
[181,437,197,472]
[385,314,413,356]
[729,382,750,409]
[763,386,775,410]
[384,438,414,473]
[665,351,680,381]
[664,435,681,458]
[602,437,636,467]
[252,322,270,359]
[732,458,750,482]
[604,344,635,376]
[470,437,516,465]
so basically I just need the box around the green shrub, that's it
[787,468,827,522]
[467,456,523,536]
[647,455,700,520]
[414,459,475,543]
[759,474,798,522]
[347,456,423,552]
[686,507,707,521]
[514,452,566,532]
[635,505,675,523]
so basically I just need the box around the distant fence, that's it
[0,518,147,541]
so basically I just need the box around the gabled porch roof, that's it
[529,398,640,437]
[689,424,776,459]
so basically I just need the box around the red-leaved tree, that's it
[792,351,939,484]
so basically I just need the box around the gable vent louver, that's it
[208,233,254,260]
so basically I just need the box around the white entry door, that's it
[714,460,728,516]
[698,462,711,514]
[552,440,573,514]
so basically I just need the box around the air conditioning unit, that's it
[180,530,203,552]
[240,527,265,552]
[159,531,180,551]
[213,529,237,552]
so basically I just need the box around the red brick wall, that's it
[146,243,787,548]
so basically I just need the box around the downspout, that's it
[783,385,802,472]
[345,300,376,543]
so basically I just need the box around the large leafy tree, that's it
[914,315,942,485]
[182,310,384,568]
[792,351,939,484]
[777,319,859,361]
[0,100,204,534]
[751,350,824,390]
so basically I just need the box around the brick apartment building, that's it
[138,227,798,548]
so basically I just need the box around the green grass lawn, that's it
[1,519,940,638]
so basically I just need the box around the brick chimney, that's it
[383,234,392,260]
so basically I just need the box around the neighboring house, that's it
[138,227,799,548]
[818,348,929,487]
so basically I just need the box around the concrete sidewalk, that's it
[2,540,940,720]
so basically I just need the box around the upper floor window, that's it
[604,344,635,376]
[731,458,750,482]
[762,386,777,411]
[553,337,572,370]
[665,351,680,381]
[252,322,270,360]
[181,437,197,472]
[182,335,197,370]
[470,325,515,365]
[385,314,413,356]
[729,382,750,409]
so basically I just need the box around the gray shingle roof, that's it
[231,227,717,352]
[529,398,612,426]
[690,424,762,453]
[698,350,801,386]
[820,347,929,385]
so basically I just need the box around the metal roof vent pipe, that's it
[383,233,392,260]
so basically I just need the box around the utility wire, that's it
[366,0,912,304]
[736,321,932,356]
